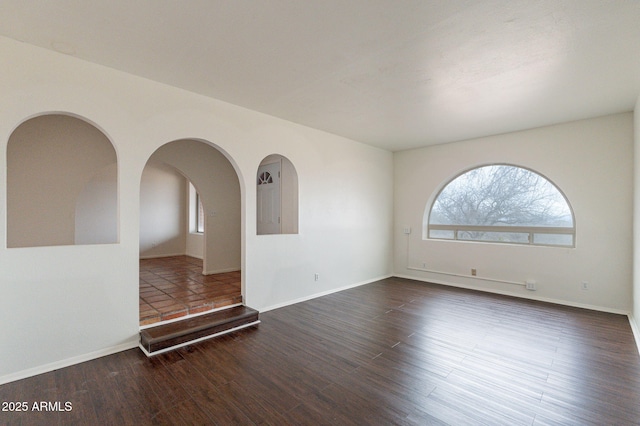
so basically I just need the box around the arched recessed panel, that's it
[7,114,118,248]
[257,154,299,235]
[425,164,574,247]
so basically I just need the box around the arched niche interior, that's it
[257,154,299,235]
[139,139,241,275]
[7,114,118,248]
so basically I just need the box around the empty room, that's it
[1,1,640,424]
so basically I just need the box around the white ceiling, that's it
[1,1,639,151]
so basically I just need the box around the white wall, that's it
[186,232,204,259]
[0,36,393,383]
[250,139,393,310]
[75,163,118,245]
[280,157,299,234]
[139,161,187,258]
[395,113,633,313]
[633,98,640,345]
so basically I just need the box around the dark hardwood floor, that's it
[2,277,640,425]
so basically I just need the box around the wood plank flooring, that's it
[2,277,640,425]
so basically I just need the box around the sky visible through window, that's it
[428,165,574,246]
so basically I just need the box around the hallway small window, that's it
[426,164,575,247]
[196,193,204,233]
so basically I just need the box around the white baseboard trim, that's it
[0,338,139,386]
[259,274,393,313]
[185,253,204,260]
[8,273,629,385]
[629,314,640,356]
[203,267,241,275]
[139,252,186,260]
[393,274,630,316]
[138,255,236,274]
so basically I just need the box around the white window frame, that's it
[426,164,576,248]
[196,192,204,234]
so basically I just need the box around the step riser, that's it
[139,306,259,356]
[142,313,259,353]
[139,320,260,357]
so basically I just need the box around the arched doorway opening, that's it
[138,139,241,326]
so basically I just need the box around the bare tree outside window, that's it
[427,165,574,246]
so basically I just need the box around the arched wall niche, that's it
[140,139,241,275]
[6,113,118,248]
[257,154,299,235]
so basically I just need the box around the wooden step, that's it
[139,305,259,356]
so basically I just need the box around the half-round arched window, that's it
[425,164,575,247]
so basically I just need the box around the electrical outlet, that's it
[581,281,589,291]
[525,280,537,291]
[403,226,411,234]
[314,273,319,281]
[471,268,477,276]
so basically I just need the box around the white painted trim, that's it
[184,253,204,260]
[139,252,186,259]
[139,303,244,330]
[0,339,139,385]
[406,266,525,287]
[139,320,261,357]
[203,267,241,275]
[259,274,393,313]
[138,254,235,272]
[394,274,630,316]
[629,314,640,355]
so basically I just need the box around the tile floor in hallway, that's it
[139,255,242,326]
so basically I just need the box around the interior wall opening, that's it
[138,139,242,326]
[6,114,118,248]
